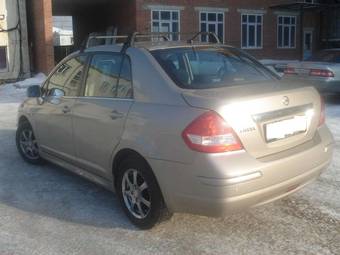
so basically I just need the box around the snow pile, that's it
[260,59,299,66]
[0,73,46,102]
[12,73,46,89]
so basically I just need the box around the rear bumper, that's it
[149,125,334,217]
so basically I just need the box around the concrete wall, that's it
[0,0,30,81]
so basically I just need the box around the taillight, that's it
[182,111,243,153]
[284,67,297,75]
[310,69,334,78]
[319,96,325,126]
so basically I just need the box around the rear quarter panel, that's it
[116,102,205,164]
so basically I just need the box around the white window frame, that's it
[277,15,297,49]
[199,11,225,43]
[241,14,263,49]
[304,0,317,3]
[151,9,180,41]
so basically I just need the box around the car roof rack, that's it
[80,31,221,53]
[187,31,221,44]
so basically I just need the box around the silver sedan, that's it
[16,40,334,229]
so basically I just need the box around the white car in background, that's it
[283,49,340,95]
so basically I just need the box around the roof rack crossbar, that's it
[86,35,129,48]
[188,32,221,44]
[121,32,171,53]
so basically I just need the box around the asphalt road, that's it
[0,92,339,255]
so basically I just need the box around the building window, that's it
[151,10,180,41]
[200,12,224,43]
[241,14,263,49]
[277,16,296,48]
[0,46,7,70]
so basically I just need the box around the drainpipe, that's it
[300,5,304,61]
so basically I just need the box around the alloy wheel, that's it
[121,169,151,219]
[19,129,39,160]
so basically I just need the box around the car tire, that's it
[16,121,44,165]
[116,156,172,229]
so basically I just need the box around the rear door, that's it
[72,52,133,178]
[34,55,87,161]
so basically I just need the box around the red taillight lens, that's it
[182,111,243,153]
[284,67,297,75]
[309,69,334,78]
[319,96,325,126]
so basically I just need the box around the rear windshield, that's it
[151,46,276,89]
[308,51,340,63]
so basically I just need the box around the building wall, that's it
[0,0,30,81]
[28,0,322,74]
[135,0,320,60]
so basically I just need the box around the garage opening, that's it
[52,0,127,62]
[26,0,136,74]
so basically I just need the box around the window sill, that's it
[241,47,263,50]
[277,47,297,50]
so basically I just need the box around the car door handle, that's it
[62,106,71,114]
[110,110,124,120]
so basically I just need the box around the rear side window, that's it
[46,55,87,96]
[84,53,133,98]
[151,47,275,89]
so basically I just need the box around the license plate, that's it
[265,116,307,142]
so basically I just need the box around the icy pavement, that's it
[0,77,339,255]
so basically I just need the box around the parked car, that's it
[16,36,334,229]
[283,49,340,94]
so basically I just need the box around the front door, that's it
[34,55,87,161]
[72,52,133,178]
[303,30,313,60]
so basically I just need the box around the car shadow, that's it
[0,128,136,230]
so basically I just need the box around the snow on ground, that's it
[0,76,339,255]
[0,73,46,103]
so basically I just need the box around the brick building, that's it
[26,0,340,75]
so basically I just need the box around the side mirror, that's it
[49,88,65,98]
[27,85,41,98]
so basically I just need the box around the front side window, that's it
[278,16,296,48]
[152,47,276,90]
[84,53,132,99]
[151,10,180,41]
[241,14,263,49]
[200,12,224,43]
[47,55,87,97]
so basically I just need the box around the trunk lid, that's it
[182,81,322,158]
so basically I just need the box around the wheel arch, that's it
[112,148,153,188]
[18,115,30,126]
